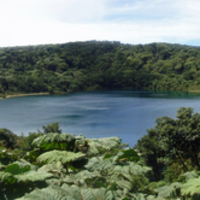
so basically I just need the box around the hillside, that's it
[0,41,200,97]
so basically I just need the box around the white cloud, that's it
[0,0,200,47]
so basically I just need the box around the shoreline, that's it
[0,89,200,100]
[0,92,50,99]
[188,89,200,93]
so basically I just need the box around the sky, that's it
[0,0,200,47]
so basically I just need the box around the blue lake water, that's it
[1,90,200,147]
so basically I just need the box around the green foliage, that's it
[0,128,18,149]
[19,132,41,152]
[0,161,53,199]
[1,41,200,95]
[0,149,19,165]
[37,150,86,165]
[154,182,182,199]
[32,132,76,151]
[38,161,66,177]
[116,149,140,162]
[163,160,195,183]
[63,170,101,187]
[135,107,200,181]
[42,122,62,134]
[16,184,114,200]
[182,171,200,182]
[23,148,43,164]
[181,177,200,196]
[4,163,31,175]
[87,136,128,156]
[84,151,151,196]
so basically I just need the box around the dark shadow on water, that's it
[87,90,200,99]
[61,115,83,119]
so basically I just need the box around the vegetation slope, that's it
[0,41,200,97]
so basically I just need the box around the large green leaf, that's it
[16,188,68,200]
[33,133,75,146]
[38,161,66,176]
[85,156,115,171]
[116,149,140,162]
[4,163,30,175]
[0,169,53,184]
[181,177,200,196]
[63,170,101,186]
[0,171,17,185]
[88,137,126,155]
[109,163,150,192]
[115,180,133,190]
[37,150,85,164]
[4,160,37,175]
[154,182,182,199]
[113,162,151,177]
[16,171,54,182]
[182,171,199,182]
[0,169,54,200]
[85,155,150,193]
[32,133,76,151]
[16,184,114,200]
[13,159,37,170]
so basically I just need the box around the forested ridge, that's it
[0,41,200,97]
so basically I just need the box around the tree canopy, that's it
[135,107,200,182]
[0,41,200,96]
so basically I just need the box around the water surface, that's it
[1,90,200,147]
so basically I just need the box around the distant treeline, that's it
[0,41,200,96]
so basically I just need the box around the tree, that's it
[135,107,200,181]
[42,122,62,134]
[0,128,18,149]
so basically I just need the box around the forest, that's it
[0,107,200,199]
[0,41,200,97]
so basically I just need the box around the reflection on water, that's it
[0,90,200,147]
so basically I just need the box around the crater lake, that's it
[1,90,200,147]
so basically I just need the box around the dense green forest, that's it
[0,41,200,97]
[1,108,200,199]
